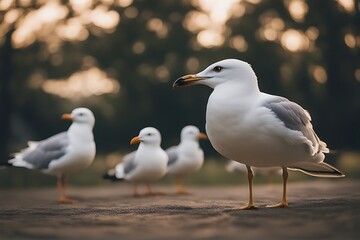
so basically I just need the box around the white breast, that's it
[206,90,311,167]
[126,148,168,182]
[46,125,96,176]
[168,141,204,176]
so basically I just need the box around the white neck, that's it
[210,80,261,106]
[138,142,160,152]
[68,123,94,142]
[181,139,199,147]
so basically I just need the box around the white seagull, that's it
[166,125,207,194]
[105,127,168,197]
[173,59,344,209]
[9,108,96,203]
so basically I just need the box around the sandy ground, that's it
[0,179,359,239]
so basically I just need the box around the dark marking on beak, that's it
[173,75,210,88]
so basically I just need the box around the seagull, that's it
[9,108,96,203]
[173,59,344,209]
[104,127,168,197]
[166,125,207,194]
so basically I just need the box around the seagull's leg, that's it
[57,175,65,202]
[144,182,165,196]
[144,182,155,196]
[133,183,141,197]
[240,165,258,210]
[267,167,289,208]
[175,176,190,195]
[58,175,78,204]
[147,182,153,194]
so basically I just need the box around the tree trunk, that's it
[0,28,14,163]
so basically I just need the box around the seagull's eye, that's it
[213,66,223,73]
[79,113,84,116]
[147,133,152,136]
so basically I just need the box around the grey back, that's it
[123,151,137,175]
[263,96,323,153]
[22,132,69,169]
[166,146,179,166]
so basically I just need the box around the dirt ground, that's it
[0,179,359,239]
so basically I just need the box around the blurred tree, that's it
[0,0,359,165]
[0,0,125,161]
[310,0,360,150]
[0,26,13,163]
[0,0,203,158]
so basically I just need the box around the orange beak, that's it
[61,113,73,120]
[130,136,141,145]
[198,132,207,140]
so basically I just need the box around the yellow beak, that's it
[130,136,141,145]
[61,113,73,120]
[198,132,208,140]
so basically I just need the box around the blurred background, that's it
[0,0,359,188]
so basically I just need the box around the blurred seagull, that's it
[166,125,207,194]
[104,127,168,197]
[173,59,344,209]
[9,108,96,203]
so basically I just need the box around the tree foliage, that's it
[0,0,359,161]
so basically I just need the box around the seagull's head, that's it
[173,59,258,90]
[130,127,162,146]
[181,125,207,142]
[62,108,95,127]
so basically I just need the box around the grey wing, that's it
[123,151,137,174]
[263,96,328,154]
[166,146,179,166]
[21,132,69,169]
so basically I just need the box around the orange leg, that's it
[146,182,155,195]
[267,167,289,208]
[240,165,258,210]
[175,176,190,195]
[144,182,165,196]
[133,183,141,197]
[57,175,78,204]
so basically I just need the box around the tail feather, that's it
[8,158,34,169]
[103,169,123,182]
[103,163,126,182]
[289,162,345,178]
